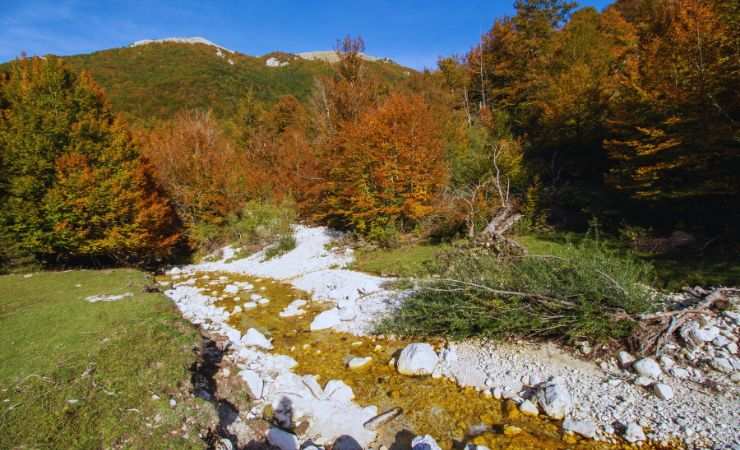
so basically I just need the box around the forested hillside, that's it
[45,42,411,123]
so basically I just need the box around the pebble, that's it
[267,427,299,450]
[347,357,372,370]
[169,398,176,407]
[503,425,523,436]
[634,376,654,387]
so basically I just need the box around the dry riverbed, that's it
[161,226,739,450]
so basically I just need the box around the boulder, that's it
[267,427,299,450]
[653,383,673,400]
[562,417,597,439]
[411,435,442,450]
[396,343,439,376]
[310,309,341,331]
[623,422,646,443]
[536,377,572,419]
[633,358,662,379]
[333,435,363,450]
[241,328,272,350]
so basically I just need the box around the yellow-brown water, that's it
[166,271,675,450]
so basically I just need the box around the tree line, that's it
[1,0,738,269]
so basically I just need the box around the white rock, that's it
[241,328,273,349]
[653,383,673,400]
[310,309,341,331]
[659,355,675,369]
[713,335,731,347]
[337,301,357,321]
[396,343,439,376]
[519,399,539,416]
[723,311,740,325]
[562,417,597,439]
[411,434,442,450]
[240,370,263,399]
[728,342,738,354]
[633,358,662,379]
[618,351,636,367]
[634,376,654,387]
[347,356,372,370]
[681,321,720,346]
[279,299,307,317]
[536,376,572,419]
[623,422,646,443]
[224,284,239,294]
[267,427,299,450]
[710,357,734,373]
[670,367,689,379]
[323,379,354,403]
[243,302,257,309]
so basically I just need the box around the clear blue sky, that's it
[1,0,614,70]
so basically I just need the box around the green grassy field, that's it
[351,243,451,278]
[0,269,215,449]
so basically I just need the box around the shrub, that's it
[379,237,655,343]
[189,200,296,256]
[264,234,297,260]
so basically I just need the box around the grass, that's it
[350,242,453,278]
[0,269,216,449]
[516,232,740,290]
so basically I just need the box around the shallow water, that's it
[169,271,674,450]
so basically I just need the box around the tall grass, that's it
[379,237,655,342]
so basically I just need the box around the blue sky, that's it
[1,0,614,70]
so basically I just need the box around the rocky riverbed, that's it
[161,226,739,450]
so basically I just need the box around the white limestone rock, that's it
[536,376,572,419]
[519,399,539,416]
[347,356,372,370]
[562,417,597,439]
[396,343,439,376]
[623,422,646,443]
[240,369,263,399]
[633,358,662,379]
[681,321,720,346]
[241,328,272,350]
[653,383,674,400]
[310,309,341,331]
[618,351,636,368]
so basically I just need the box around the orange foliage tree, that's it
[321,93,447,233]
[0,57,180,265]
[142,110,252,229]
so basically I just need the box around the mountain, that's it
[35,37,413,124]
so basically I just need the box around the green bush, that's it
[379,237,655,343]
[264,234,297,260]
[190,200,296,257]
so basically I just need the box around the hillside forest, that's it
[1,0,739,287]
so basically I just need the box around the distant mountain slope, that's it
[9,39,410,124]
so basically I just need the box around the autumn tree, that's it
[604,0,740,221]
[0,57,180,266]
[143,109,251,230]
[321,93,447,234]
